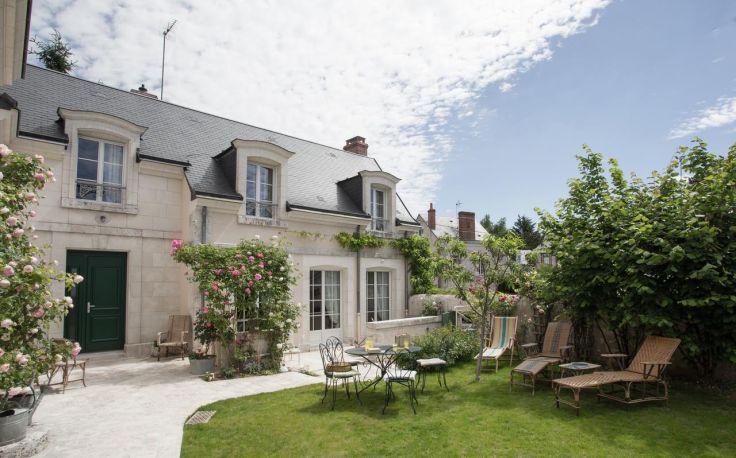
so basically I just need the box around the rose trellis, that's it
[0,144,79,410]
[171,237,299,367]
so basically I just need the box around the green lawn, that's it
[181,363,735,457]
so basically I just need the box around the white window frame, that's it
[370,188,387,232]
[309,270,341,331]
[235,293,259,333]
[76,136,126,204]
[366,271,390,322]
[246,162,275,219]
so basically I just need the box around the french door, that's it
[308,270,341,345]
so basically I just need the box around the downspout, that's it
[404,231,410,317]
[200,206,208,308]
[355,225,361,344]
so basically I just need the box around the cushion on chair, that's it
[326,370,360,378]
[384,370,417,381]
[479,347,505,359]
[416,358,447,367]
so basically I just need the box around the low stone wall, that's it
[365,315,442,343]
[408,294,468,316]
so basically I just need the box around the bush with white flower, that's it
[171,237,298,369]
[0,144,79,410]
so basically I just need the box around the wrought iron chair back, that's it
[324,336,348,365]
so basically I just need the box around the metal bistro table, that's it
[345,345,422,394]
[558,361,601,378]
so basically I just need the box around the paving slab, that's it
[31,353,321,458]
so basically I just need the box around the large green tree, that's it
[480,214,508,236]
[539,140,736,379]
[511,215,543,250]
[31,29,75,74]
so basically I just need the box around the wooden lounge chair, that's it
[154,315,192,361]
[511,320,573,394]
[552,336,681,415]
[476,316,518,373]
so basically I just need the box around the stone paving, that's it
[31,351,325,458]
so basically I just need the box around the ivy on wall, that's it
[334,232,384,251]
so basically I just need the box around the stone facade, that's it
[0,98,420,355]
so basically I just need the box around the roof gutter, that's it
[286,203,370,220]
[136,152,191,167]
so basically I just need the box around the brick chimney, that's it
[130,84,158,99]
[427,203,436,230]
[458,211,476,241]
[343,136,368,156]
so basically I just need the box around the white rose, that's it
[73,275,84,284]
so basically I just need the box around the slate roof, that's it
[428,215,488,241]
[1,65,418,224]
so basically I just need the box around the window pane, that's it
[260,183,273,202]
[104,143,124,165]
[103,163,123,185]
[103,186,122,204]
[247,164,257,181]
[78,138,99,160]
[260,166,273,186]
[245,201,256,216]
[246,181,256,200]
[259,204,273,219]
[77,159,98,181]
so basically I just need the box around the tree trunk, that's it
[475,310,487,382]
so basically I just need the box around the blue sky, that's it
[28,1,736,224]
[439,0,736,223]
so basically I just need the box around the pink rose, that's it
[13,228,24,237]
[34,173,46,182]
[0,144,9,158]
[232,270,241,276]
[0,364,9,373]
[34,154,45,163]
[267,271,272,276]
[1,319,13,328]
[203,291,209,296]
[29,210,36,217]
[248,281,253,287]
[248,256,255,263]
[170,239,183,254]
[45,170,54,178]
[0,279,9,288]
[254,273,262,281]
[23,265,33,274]
[31,308,45,318]
[71,344,81,357]
[6,216,17,226]
[15,353,28,365]
[258,262,265,269]
[3,265,14,276]
[24,192,35,201]
[256,253,264,258]
[234,254,242,259]
[206,322,212,328]
[8,387,23,397]
[245,288,251,295]
[0,348,4,357]
[201,306,209,314]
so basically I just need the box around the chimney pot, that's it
[343,136,369,156]
[131,83,158,99]
[427,202,436,230]
[458,211,476,241]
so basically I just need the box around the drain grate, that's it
[186,410,216,425]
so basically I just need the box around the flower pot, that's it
[0,408,30,446]
[189,355,216,375]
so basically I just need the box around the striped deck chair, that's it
[511,321,573,394]
[552,336,681,415]
[476,316,518,373]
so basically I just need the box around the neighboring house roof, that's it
[431,215,488,241]
[0,65,417,224]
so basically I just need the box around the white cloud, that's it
[499,82,515,93]
[669,96,736,139]
[29,0,609,214]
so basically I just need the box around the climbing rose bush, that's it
[171,237,299,367]
[0,144,78,409]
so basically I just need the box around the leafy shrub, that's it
[421,296,439,316]
[414,325,478,366]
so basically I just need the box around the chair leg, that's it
[409,380,417,414]
[442,367,449,392]
[80,363,87,388]
[382,381,390,414]
[344,379,351,399]
[353,377,362,405]
[331,379,337,411]
[321,378,329,404]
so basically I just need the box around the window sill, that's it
[61,197,139,214]
[237,214,288,228]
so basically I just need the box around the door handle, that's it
[87,302,96,313]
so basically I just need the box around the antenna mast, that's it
[160,20,177,100]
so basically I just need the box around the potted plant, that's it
[0,144,77,445]
[186,306,222,374]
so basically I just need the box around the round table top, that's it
[559,361,601,370]
[345,345,422,356]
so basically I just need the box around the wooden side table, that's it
[558,361,601,378]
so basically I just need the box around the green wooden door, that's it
[65,251,127,352]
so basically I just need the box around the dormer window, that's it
[370,188,386,232]
[76,137,125,204]
[246,163,274,218]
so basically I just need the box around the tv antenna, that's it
[160,20,177,100]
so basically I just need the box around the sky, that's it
[26,0,736,225]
